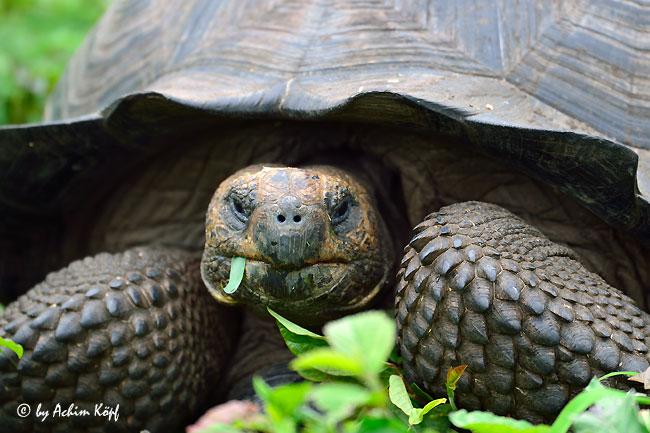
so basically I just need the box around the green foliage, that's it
[309,383,372,424]
[444,365,466,412]
[570,393,642,433]
[0,303,23,367]
[292,347,363,377]
[0,0,110,125]
[548,373,650,433]
[252,378,312,433]
[323,311,395,385]
[449,410,550,433]
[222,257,246,294]
[0,336,23,367]
[198,310,650,433]
[388,375,446,426]
[214,310,442,433]
[268,307,329,381]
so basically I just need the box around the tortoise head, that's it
[200,164,393,326]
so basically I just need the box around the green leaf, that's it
[268,308,329,379]
[549,378,634,433]
[389,374,447,426]
[446,365,467,390]
[252,377,310,433]
[323,310,395,375]
[294,366,328,382]
[408,398,446,425]
[355,415,411,433]
[269,382,312,417]
[411,383,434,402]
[0,336,23,359]
[253,377,311,415]
[450,410,552,433]
[445,365,466,411]
[267,307,325,339]
[417,403,453,433]
[309,383,371,422]
[639,410,650,431]
[291,348,363,376]
[276,320,329,358]
[252,376,272,403]
[388,375,414,416]
[222,257,245,294]
[570,393,645,433]
[598,371,639,382]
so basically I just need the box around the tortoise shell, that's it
[0,0,648,298]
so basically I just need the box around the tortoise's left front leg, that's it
[395,201,650,424]
[0,247,239,433]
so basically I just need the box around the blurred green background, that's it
[0,0,110,125]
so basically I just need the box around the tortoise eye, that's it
[230,197,249,222]
[332,199,351,225]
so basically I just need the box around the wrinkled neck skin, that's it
[200,164,395,328]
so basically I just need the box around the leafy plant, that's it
[0,335,23,367]
[444,365,466,412]
[0,0,111,125]
[0,303,23,368]
[189,309,650,433]
[388,375,446,426]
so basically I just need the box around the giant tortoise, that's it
[0,0,649,432]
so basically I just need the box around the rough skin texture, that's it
[2,164,649,430]
[396,201,650,424]
[0,248,238,433]
[201,165,393,326]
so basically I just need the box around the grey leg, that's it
[0,247,239,433]
[396,201,650,424]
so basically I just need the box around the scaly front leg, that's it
[396,201,650,424]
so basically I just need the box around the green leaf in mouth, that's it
[222,257,246,294]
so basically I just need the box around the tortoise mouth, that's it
[204,254,353,301]
[236,256,350,272]
[201,251,389,325]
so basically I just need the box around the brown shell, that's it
[1,0,649,299]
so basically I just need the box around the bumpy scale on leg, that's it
[0,248,239,433]
[396,201,650,424]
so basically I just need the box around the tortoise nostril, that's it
[293,215,301,223]
[277,214,286,223]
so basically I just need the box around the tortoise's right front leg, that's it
[0,247,240,433]
[396,201,650,424]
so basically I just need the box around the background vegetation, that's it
[198,309,650,433]
[0,0,110,125]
